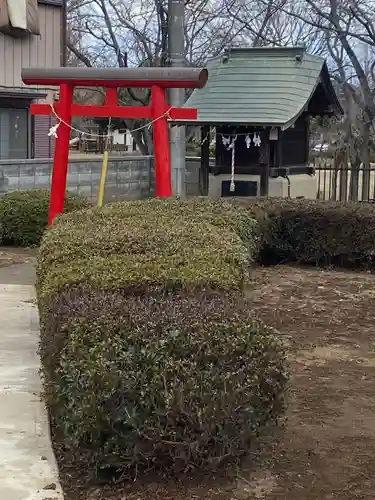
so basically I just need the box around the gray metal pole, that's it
[168,0,186,197]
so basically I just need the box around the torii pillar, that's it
[21,67,208,224]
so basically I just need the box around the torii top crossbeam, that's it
[22,66,208,224]
[22,67,208,88]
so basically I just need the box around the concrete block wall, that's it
[0,156,201,201]
[185,158,200,196]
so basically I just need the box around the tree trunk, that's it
[361,121,370,201]
[330,155,338,201]
[337,148,349,202]
[131,129,152,155]
[349,155,361,201]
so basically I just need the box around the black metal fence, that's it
[313,158,375,202]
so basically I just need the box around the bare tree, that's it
[280,0,375,200]
[223,0,327,53]
[67,0,244,153]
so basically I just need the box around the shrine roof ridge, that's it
[183,47,343,129]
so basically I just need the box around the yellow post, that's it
[97,149,109,208]
[97,117,112,208]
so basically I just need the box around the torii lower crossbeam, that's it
[31,103,198,120]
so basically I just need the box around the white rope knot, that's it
[48,123,60,138]
[222,136,231,147]
[253,132,261,147]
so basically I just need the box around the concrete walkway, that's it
[0,257,63,500]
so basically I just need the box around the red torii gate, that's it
[21,67,208,224]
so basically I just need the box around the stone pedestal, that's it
[208,173,317,199]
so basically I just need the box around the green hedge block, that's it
[240,198,375,266]
[0,189,89,247]
[37,198,259,298]
[40,290,287,477]
[37,198,287,479]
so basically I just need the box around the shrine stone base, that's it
[208,173,317,199]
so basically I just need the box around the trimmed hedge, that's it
[37,198,260,297]
[41,290,287,475]
[37,201,253,297]
[50,197,261,256]
[37,198,287,478]
[240,198,375,267]
[0,189,89,247]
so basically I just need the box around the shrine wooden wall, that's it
[215,116,309,173]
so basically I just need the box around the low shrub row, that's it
[3,188,375,267]
[241,198,375,267]
[37,198,287,480]
[0,189,89,247]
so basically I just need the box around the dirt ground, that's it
[0,248,31,267]
[48,265,375,500]
[0,248,36,284]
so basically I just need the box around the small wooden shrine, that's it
[182,47,343,198]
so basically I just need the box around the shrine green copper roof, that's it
[182,47,342,130]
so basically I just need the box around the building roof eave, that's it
[320,62,344,116]
[170,119,286,127]
[0,88,47,100]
